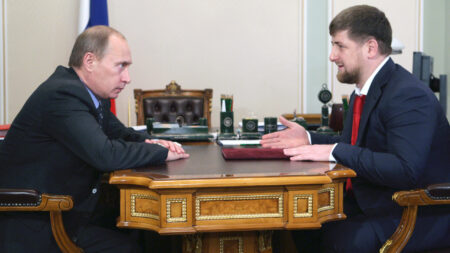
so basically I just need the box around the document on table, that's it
[217,140,261,146]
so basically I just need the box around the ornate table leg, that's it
[182,231,274,253]
[183,234,202,253]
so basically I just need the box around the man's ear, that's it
[366,38,379,58]
[83,52,97,72]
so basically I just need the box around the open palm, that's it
[260,116,309,149]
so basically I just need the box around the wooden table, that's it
[109,144,355,253]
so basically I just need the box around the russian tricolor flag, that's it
[78,0,116,115]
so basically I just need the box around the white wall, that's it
[108,0,302,127]
[3,0,445,126]
[0,0,4,124]
[5,0,78,123]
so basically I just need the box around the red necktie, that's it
[346,95,366,193]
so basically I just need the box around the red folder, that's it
[221,147,289,160]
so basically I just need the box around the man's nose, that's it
[328,49,336,62]
[329,49,337,62]
[122,68,131,84]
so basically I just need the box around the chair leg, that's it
[50,211,84,253]
[380,205,418,253]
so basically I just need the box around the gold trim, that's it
[195,194,283,221]
[219,236,243,253]
[166,198,187,223]
[318,187,335,212]
[130,194,160,220]
[379,239,392,253]
[293,194,313,218]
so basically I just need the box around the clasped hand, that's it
[260,116,333,161]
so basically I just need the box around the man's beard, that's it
[337,67,359,84]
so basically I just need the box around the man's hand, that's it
[145,139,190,161]
[166,150,190,161]
[260,116,309,149]
[145,139,186,154]
[284,144,334,161]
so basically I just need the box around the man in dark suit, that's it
[0,26,189,252]
[261,5,450,253]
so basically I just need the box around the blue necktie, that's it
[97,103,104,128]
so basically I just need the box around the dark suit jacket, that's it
[310,58,450,248]
[0,66,168,252]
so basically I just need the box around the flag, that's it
[78,0,117,115]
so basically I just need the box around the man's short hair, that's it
[329,5,392,55]
[68,25,126,68]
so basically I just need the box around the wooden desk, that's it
[109,144,355,253]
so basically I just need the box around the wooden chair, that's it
[134,81,213,128]
[380,183,450,253]
[0,188,83,253]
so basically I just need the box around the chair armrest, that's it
[426,183,450,199]
[393,183,450,207]
[0,188,73,211]
[0,188,81,253]
[381,183,450,253]
[0,189,41,205]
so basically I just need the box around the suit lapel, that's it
[356,58,395,145]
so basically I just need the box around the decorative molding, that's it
[293,194,313,218]
[130,194,159,220]
[195,194,283,221]
[166,198,187,223]
[318,187,335,212]
[165,80,181,94]
[219,236,243,253]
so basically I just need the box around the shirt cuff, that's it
[329,143,338,162]
[306,131,312,145]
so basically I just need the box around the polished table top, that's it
[110,144,355,189]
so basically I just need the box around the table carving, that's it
[110,144,355,252]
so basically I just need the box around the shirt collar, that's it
[355,56,390,96]
[83,84,101,109]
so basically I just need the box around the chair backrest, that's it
[134,81,213,128]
